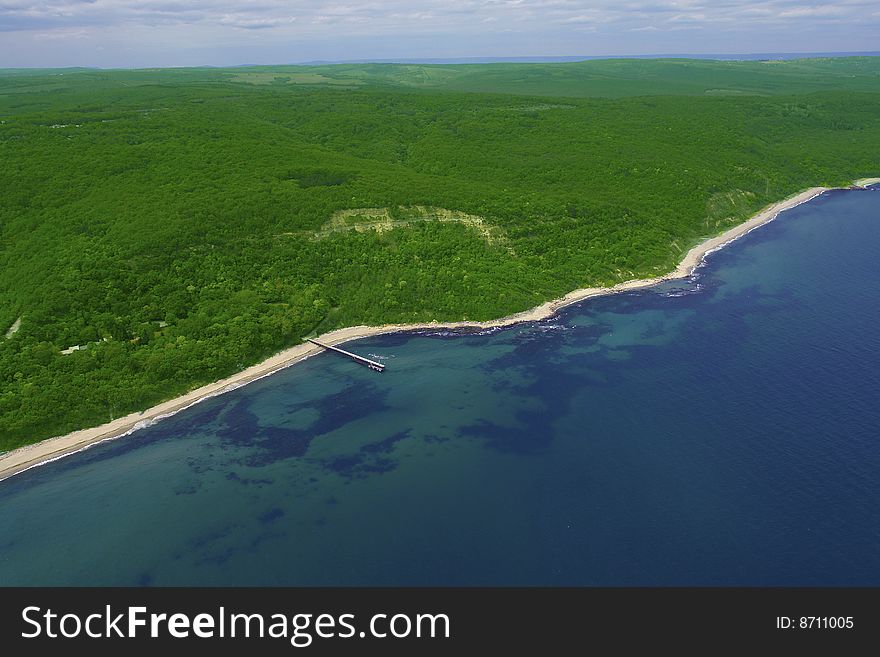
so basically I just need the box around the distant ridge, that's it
[3,52,879,72]
[296,52,880,66]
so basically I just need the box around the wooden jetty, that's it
[306,338,385,372]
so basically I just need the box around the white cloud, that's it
[778,6,848,19]
[218,13,297,30]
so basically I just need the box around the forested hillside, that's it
[1,59,878,449]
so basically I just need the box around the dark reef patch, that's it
[361,430,410,454]
[324,454,364,477]
[459,366,588,453]
[225,472,274,486]
[211,381,390,468]
[316,429,412,478]
[259,507,285,524]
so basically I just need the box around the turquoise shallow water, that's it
[1,187,879,586]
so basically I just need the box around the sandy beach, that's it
[1,179,878,481]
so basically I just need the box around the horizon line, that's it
[3,50,880,71]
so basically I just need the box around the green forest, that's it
[1,57,879,450]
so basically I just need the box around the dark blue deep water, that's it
[1,187,879,586]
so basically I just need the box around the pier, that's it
[306,339,386,372]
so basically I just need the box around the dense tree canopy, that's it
[1,60,878,450]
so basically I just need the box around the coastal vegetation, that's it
[1,58,879,450]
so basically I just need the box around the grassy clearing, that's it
[313,206,512,251]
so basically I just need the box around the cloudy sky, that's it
[1,1,878,68]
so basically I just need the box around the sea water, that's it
[1,187,878,586]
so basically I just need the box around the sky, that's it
[1,0,879,68]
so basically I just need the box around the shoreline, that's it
[2,179,878,482]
